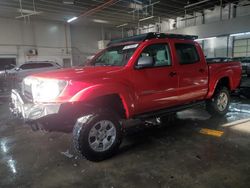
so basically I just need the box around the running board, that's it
[134,101,205,120]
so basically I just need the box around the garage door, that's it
[233,38,250,57]
[0,58,16,71]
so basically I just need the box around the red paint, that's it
[33,37,242,119]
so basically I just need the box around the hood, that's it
[31,66,125,81]
[7,68,17,74]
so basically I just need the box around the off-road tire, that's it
[73,110,122,161]
[206,87,230,117]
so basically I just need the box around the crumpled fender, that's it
[69,83,136,118]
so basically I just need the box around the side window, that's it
[175,43,200,65]
[20,63,53,70]
[140,44,171,67]
[20,63,36,70]
[37,63,53,68]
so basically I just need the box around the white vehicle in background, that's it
[8,61,61,89]
[9,61,61,78]
[232,57,250,77]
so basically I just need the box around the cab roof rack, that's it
[108,32,198,46]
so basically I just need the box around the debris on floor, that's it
[60,150,74,159]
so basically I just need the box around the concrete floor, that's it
[1,96,250,188]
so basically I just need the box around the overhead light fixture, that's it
[139,16,154,22]
[230,32,250,37]
[93,19,109,24]
[67,17,78,23]
[184,0,210,8]
[195,37,216,41]
[63,0,74,5]
[116,23,128,28]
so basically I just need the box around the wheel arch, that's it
[69,83,136,119]
[207,76,232,98]
[84,94,129,119]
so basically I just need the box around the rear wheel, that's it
[73,110,122,161]
[206,87,230,117]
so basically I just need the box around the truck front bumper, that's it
[10,89,61,121]
[10,90,87,132]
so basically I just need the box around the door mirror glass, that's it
[136,56,154,69]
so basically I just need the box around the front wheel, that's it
[73,110,122,161]
[206,87,230,117]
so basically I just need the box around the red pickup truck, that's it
[10,33,241,161]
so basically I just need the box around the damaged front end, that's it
[10,88,90,133]
[9,89,68,131]
[9,76,78,132]
[10,89,61,120]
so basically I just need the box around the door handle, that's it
[169,72,177,77]
[199,68,205,73]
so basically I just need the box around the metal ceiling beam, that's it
[18,0,169,23]
[0,0,241,25]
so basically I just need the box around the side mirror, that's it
[136,56,154,69]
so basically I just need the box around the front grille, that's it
[22,82,33,102]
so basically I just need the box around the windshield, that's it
[90,44,138,66]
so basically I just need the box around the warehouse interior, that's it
[1,0,250,187]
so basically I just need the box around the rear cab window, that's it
[175,43,200,65]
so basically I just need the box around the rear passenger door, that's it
[174,42,208,103]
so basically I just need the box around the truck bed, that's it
[207,61,242,99]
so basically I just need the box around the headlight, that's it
[23,77,67,102]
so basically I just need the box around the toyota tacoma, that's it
[10,33,242,161]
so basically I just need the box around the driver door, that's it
[132,42,178,114]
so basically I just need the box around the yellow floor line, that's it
[199,128,224,137]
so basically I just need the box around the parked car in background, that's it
[246,66,250,77]
[206,57,232,63]
[0,63,15,76]
[0,64,16,95]
[232,57,250,77]
[8,61,61,89]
